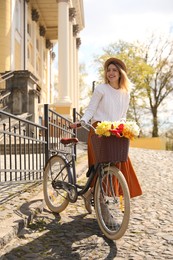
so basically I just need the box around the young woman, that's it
[71,57,142,216]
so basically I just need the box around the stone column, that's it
[72,35,77,109]
[10,0,15,71]
[75,37,81,111]
[5,70,40,123]
[71,25,80,112]
[69,8,76,111]
[75,40,79,110]
[56,0,71,115]
[24,0,28,70]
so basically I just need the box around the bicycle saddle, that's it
[60,138,79,145]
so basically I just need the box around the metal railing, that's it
[0,71,14,84]
[0,104,76,182]
[44,104,75,162]
[0,110,47,182]
[0,71,14,111]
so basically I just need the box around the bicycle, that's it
[43,123,130,240]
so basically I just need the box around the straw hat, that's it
[104,57,127,72]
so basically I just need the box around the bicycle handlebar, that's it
[70,122,95,131]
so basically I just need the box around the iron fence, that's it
[0,104,76,182]
[44,104,75,161]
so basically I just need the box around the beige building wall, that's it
[0,0,85,121]
[0,0,11,71]
[15,40,21,70]
[26,2,51,107]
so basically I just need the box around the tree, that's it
[94,34,173,137]
[142,34,173,136]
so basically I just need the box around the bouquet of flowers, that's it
[95,121,140,140]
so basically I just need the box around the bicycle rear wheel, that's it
[43,154,72,213]
[94,165,130,240]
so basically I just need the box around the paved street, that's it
[0,148,173,259]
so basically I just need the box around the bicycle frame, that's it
[57,144,100,197]
[57,122,112,198]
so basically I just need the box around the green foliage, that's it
[94,34,173,137]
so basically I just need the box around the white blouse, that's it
[81,84,130,123]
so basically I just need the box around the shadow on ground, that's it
[2,204,118,259]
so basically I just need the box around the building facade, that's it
[0,0,84,122]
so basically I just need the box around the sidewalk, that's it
[0,144,88,250]
[0,147,173,259]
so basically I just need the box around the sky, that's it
[79,0,173,85]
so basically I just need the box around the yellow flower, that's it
[95,121,112,137]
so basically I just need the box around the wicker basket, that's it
[91,134,129,163]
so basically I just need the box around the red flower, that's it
[109,124,124,138]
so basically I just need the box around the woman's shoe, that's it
[83,189,93,214]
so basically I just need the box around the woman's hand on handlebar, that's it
[70,120,86,129]
[70,122,80,129]
[70,121,95,131]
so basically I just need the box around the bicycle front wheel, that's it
[94,165,130,240]
[43,154,72,213]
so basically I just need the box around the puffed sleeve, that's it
[81,85,103,123]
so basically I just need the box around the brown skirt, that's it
[88,122,142,198]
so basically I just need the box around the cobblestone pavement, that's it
[0,148,173,259]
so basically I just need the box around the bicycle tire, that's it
[43,154,72,213]
[94,165,130,240]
